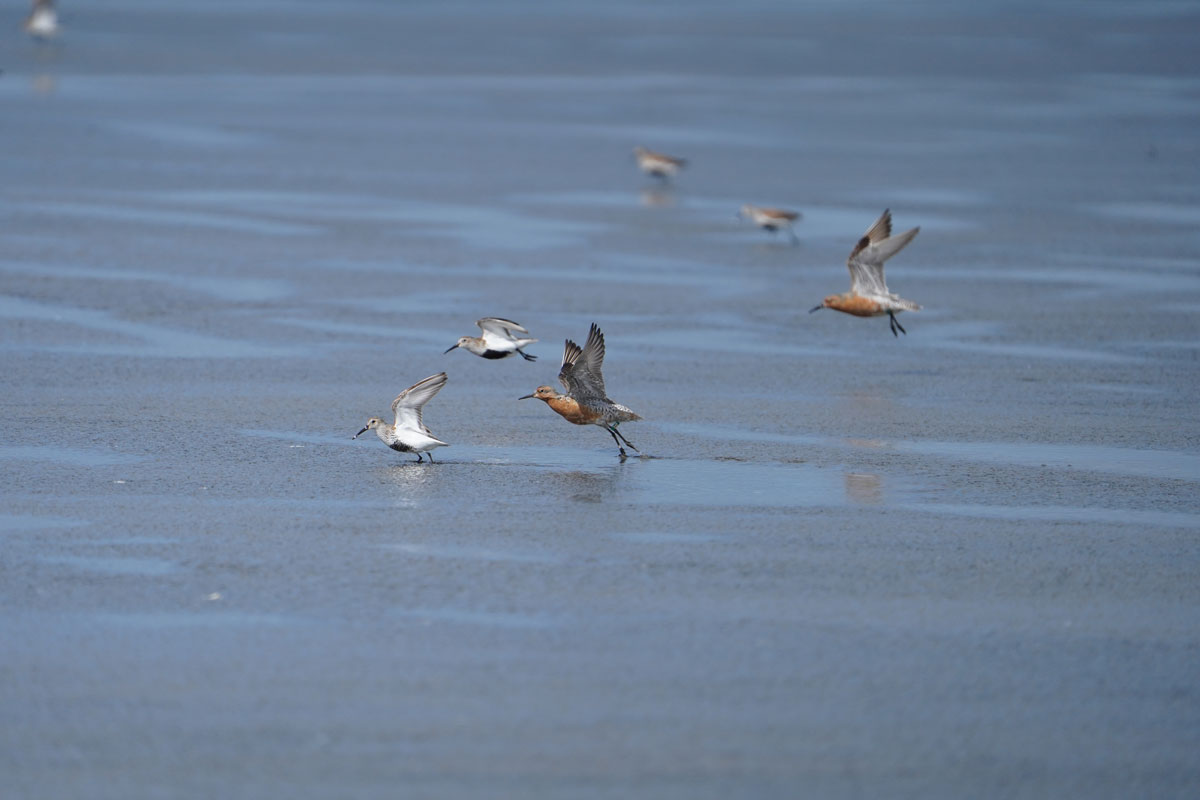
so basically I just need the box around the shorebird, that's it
[633,146,686,182]
[810,209,921,337]
[738,204,802,245]
[444,317,537,361]
[353,372,449,462]
[520,323,642,458]
[24,0,59,39]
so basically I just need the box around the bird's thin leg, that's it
[517,349,537,362]
[609,425,640,453]
[426,452,435,463]
[606,427,628,458]
[414,453,424,463]
[889,311,907,337]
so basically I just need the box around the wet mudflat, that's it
[1,1,1198,798]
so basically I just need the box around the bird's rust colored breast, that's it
[827,295,884,317]
[546,396,601,425]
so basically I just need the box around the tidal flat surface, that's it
[2,1,1199,798]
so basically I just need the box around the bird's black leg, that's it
[426,452,435,463]
[609,425,640,453]
[606,427,628,458]
[517,349,537,362]
[889,311,906,337]
[414,453,424,463]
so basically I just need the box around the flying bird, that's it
[810,209,921,336]
[444,317,537,361]
[520,323,642,458]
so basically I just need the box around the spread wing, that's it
[477,317,530,348]
[477,317,528,337]
[846,209,919,296]
[391,372,447,432]
[558,323,606,400]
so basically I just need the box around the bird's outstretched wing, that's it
[846,209,919,296]
[558,323,606,400]
[477,317,529,337]
[391,372,448,432]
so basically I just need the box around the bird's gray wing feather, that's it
[477,317,529,336]
[846,210,918,295]
[558,323,606,400]
[391,372,447,430]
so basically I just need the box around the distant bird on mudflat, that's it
[633,146,686,182]
[353,372,449,462]
[24,0,59,39]
[810,209,921,337]
[738,204,802,245]
[520,323,642,458]
[444,317,537,361]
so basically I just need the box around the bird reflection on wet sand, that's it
[542,468,625,504]
[640,187,676,208]
[844,472,883,505]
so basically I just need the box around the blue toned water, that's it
[2,2,1199,799]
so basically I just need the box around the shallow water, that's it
[2,1,1199,799]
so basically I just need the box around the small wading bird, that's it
[353,372,448,462]
[520,323,642,458]
[633,146,686,182]
[24,0,59,39]
[444,317,537,361]
[810,209,921,337]
[738,204,802,245]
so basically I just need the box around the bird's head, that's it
[353,417,385,438]
[519,385,559,402]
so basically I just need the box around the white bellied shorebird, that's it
[633,146,686,182]
[810,209,921,337]
[24,0,59,39]
[444,317,537,361]
[738,204,802,245]
[520,323,642,458]
[353,372,449,462]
